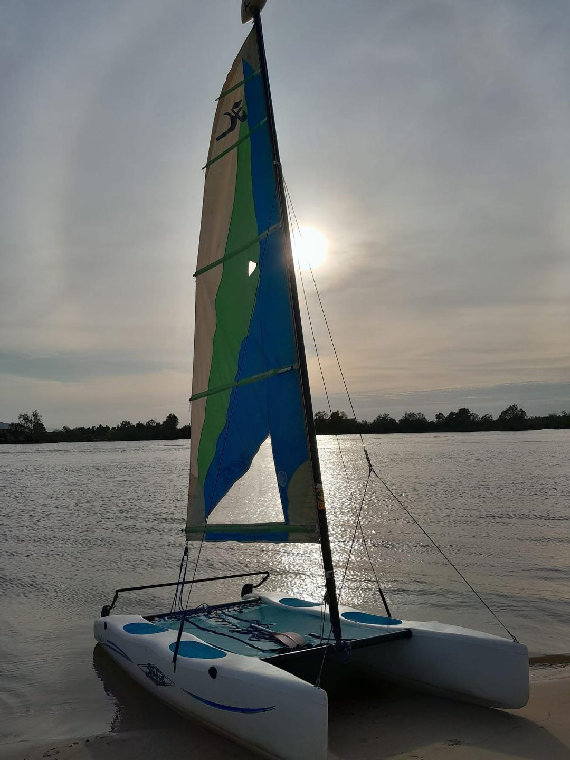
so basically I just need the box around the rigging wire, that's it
[283,178,389,614]
[170,542,189,612]
[283,178,517,644]
[283,179,389,682]
[367,466,519,642]
[178,616,272,653]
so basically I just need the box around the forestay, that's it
[187,30,318,543]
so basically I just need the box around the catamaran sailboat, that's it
[94,3,529,758]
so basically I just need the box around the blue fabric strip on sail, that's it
[202,59,311,538]
[202,528,292,543]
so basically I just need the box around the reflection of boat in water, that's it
[94,2,528,758]
[92,644,181,733]
[93,645,139,721]
[93,644,253,756]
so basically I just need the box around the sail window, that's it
[207,438,283,526]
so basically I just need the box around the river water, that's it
[0,431,568,747]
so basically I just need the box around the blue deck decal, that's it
[279,597,320,607]
[342,611,402,626]
[123,622,168,635]
[183,689,274,713]
[102,640,133,662]
[168,641,227,659]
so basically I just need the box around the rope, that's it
[284,178,390,615]
[315,596,330,688]
[367,463,519,643]
[283,177,517,642]
[281,182,393,682]
[315,471,383,687]
[170,542,189,612]
[180,616,273,653]
[336,470,372,604]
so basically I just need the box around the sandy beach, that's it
[1,666,568,760]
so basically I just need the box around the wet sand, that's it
[1,668,568,760]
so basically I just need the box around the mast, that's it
[252,8,343,646]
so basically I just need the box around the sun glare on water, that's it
[292,226,328,271]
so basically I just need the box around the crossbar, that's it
[265,629,412,666]
[102,571,270,615]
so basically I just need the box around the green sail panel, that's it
[187,30,318,543]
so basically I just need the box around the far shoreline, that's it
[1,424,570,445]
[2,405,569,444]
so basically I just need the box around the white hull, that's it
[94,611,328,760]
[258,593,529,709]
[336,612,529,709]
[94,593,528,759]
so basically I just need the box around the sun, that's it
[292,226,328,271]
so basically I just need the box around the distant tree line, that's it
[0,411,190,444]
[2,404,569,444]
[314,405,570,434]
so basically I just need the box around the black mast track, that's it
[252,9,342,647]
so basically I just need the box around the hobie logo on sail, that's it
[216,100,247,141]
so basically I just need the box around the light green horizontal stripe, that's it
[203,118,267,170]
[194,224,280,278]
[189,364,297,403]
[216,70,260,101]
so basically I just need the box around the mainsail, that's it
[187,29,318,543]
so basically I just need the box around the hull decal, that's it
[183,689,275,713]
[102,640,133,662]
[138,663,174,686]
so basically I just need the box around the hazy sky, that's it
[1,0,569,428]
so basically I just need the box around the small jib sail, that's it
[187,28,318,544]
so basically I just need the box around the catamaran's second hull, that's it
[257,593,529,710]
[94,614,328,760]
[346,616,529,708]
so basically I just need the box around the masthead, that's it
[241,0,267,23]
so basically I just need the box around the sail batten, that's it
[217,70,261,101]
[193,223,280,278]
[187,29,318,544]
[189,363,297,403]
[203,118,268,169]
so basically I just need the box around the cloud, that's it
[0,370,190,429]
[1,0,569,426]
[0,350,181,382]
